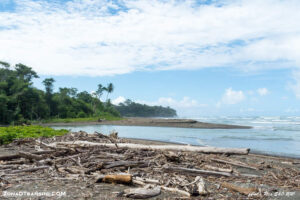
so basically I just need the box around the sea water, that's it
[52,116,300,158]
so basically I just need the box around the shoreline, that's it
[41,117,252,129]
[125,137,300,160]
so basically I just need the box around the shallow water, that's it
[52,116,300,158]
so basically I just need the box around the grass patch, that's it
[37,112,123,123]
[0,125,68,145]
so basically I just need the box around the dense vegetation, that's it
[0,61,120,124]
[115,99,177,117]
[0,126,68,144]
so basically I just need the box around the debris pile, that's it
[0,131,299,199]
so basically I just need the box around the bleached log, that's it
[211,158,258,170]
[204,165,233,173]
[135,177,160,184]
[197,177,208,195]
[9,166,49,174]
[221,182,257,195]
[49,141,250,155]
[160,186,191,197]
[123,187,161,199]
[163,166,232,177]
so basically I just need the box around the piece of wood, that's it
[9,166,49,174]
[221,182,257,195]
[211,158,258,170]
[204,165,233,173]
[0,150,55,161]
[18,151,44,161]
[123,187,161,199]
[95,174,132,184]
[103,161,148,169]
[135,177,160,184]
[49,141,250,155]
[197,177,208,195]
[161,186,191,197]
[164,166,232,177]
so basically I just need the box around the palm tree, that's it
[96,84,106,101]
[105,83,114,102]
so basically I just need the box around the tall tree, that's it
[96,84,105,101]
[42,78,55,116]
[42,78,55,94]
[105,83,114,102]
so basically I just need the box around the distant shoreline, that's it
[41,117,252,129]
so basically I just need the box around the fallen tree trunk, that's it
[18,151,44,161]
[163,166,232,177]
[9,166,49,174]
[0,150,55,161]
[160,186,191,197]
[49,141,250,155]
[204,165,233,173]
[221,182,258,195]
[122,187,161,199]
[211,158,258,170]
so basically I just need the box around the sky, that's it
[1,0,300,117]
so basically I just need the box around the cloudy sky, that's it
[1,0,300,117]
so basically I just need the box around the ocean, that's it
[52,116,300,158]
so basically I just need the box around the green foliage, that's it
[115,99,177,117]
[0,125,68,145]
[0,60,122,124]
[41,112,122,123]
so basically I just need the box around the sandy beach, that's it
[43,117,252,129]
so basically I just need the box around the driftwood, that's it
[204,164,233,173]
[135,177,160,184]
[122,187,161,199]
[1,131,298,199]
[0,150,55,161]
[160,186,191,197]
[18,151,44,161]
[49,141,250,155]
[211,158,258,170]
[221,182,258,195]
[9,166,49,174]
[104,161,148,169]
[95,174,132,184]
[196,176,208,195]
[163,166,232,177]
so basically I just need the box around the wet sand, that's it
[43,117,252,129]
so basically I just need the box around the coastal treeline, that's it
[115,99,177,117]
[0,61,119,124]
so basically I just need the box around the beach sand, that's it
[43,117,252,129]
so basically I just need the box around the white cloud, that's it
[219,88,245,105]
[112,96,126,105]
[0,0,300,76]
[257,88,269,96]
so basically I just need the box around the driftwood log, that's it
[221,182,258,195]
[95,174,132,184]
[163,166,233,177]
[49,141,250,155]
[122,187,161,199]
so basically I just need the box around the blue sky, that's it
[1,0,300,117]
